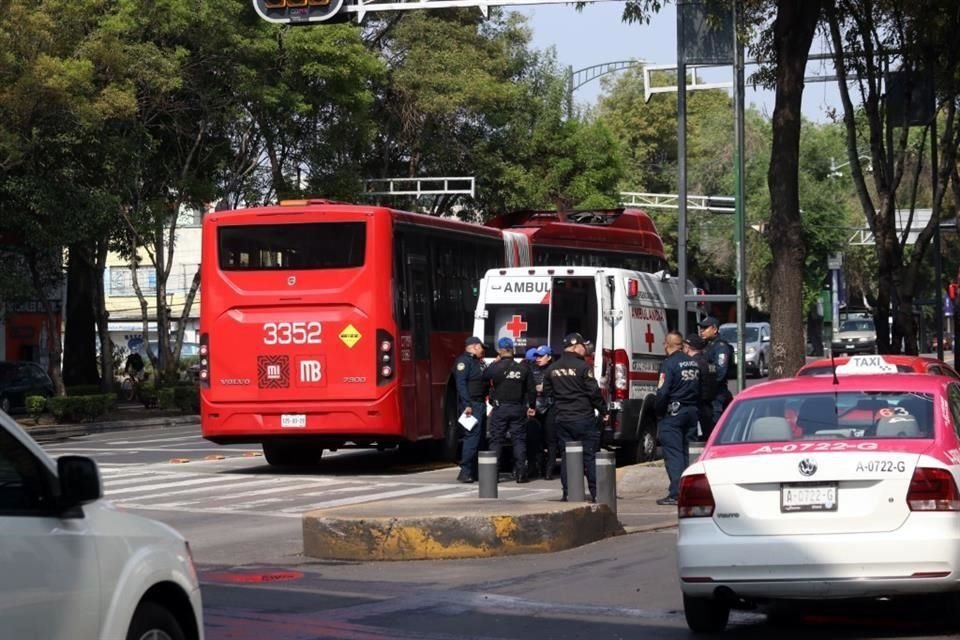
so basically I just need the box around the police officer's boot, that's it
[515,460,529,484]
[543,450,555,480]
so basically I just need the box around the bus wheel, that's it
[262,442,323,466]
[439,389,461,463]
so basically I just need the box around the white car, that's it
[0,410,203,640]
[677,372,960,632]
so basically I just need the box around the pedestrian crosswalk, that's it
[96,464,560,519]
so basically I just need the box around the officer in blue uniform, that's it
[683,333,715,442]
[453,336,487,483]
[542,333,608,502]
[655,331,701,506]
[699,316,734,428]
[483,337,536,482]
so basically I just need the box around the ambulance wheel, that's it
[619,421,657,465]
[262,442,323,466]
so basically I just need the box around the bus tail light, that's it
[907,467,960,511]
[613,349,628,401]
[199,333,210,388]
[377,330,395,385]
[679,474,715,518]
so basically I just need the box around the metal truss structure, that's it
[619,192,736,214]
[363,176,475,198]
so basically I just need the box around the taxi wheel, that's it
[126,601,186,640]
[683,594,729,633]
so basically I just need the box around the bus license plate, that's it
[281,414,307,428]
[781,483,838,512]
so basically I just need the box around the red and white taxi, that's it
[797,353,960,379]
[677,373,960,633]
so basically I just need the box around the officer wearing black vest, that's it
[655,331,701,506]
[453,336,487,483]
[483,337,536,482]
[699,316,734,427]
[542,332,608,502]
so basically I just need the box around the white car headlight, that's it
[746,346,756,355]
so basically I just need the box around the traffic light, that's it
[253,0,352,24]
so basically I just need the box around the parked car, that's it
[676,372,960,632]
[0,409,204,639]
[718,322,770,378]
[0,361,54,414]
[798,354,960,379]
[831,317,877,356]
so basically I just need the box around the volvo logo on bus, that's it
[287,276,296,286]
[219,378,251,386]
[798,458,818,477]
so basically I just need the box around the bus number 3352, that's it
[263,321,322,345]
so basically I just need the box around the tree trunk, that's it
[766,0,823,379]
[62,243,100,386]
[94,240,114,392]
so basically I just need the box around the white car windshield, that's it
[714,392,934,443]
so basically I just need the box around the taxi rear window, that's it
[715,392,935,444]
[798,364,913,376]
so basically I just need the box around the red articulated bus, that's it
[199,200,666,466]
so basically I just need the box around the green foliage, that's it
[157,387,176,410]
[48,393,116,423]
[25,396,46,422]
[157,384,198,413]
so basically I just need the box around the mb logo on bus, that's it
[297,358,324,386]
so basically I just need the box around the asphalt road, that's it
[40,421,960,639]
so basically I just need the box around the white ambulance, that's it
[473,266,702,464]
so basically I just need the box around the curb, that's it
[302,499,624,561]
[24,415,199,443]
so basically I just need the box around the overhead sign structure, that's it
[254,0,614,24]
[253,0,349,24]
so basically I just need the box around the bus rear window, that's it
[218,222,365,270]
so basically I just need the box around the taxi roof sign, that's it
[834,355,898,375]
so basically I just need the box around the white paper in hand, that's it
[458,412,478,431]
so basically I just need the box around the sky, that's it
[514,2,844,122]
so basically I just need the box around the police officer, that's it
[542,333,608,502]
[483,337,537,482]
[453,336,487,483]
[528,345,557,479]
[699,317,734,429]
[522,347,544,478]
[683,333,715,442]
[655,331,701,505]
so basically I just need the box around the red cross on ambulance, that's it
[505,314,528,338]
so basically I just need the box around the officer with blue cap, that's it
[528,344,557,479]
[482,336,536,482]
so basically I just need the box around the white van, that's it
[473,266,701,464]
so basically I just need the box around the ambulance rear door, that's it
[475,272,552,356]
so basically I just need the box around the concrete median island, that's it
[302,498,625,561]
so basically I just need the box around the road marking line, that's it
[114,503,303,519]
[109,477,293,502]
[281,484,443,512]
[106,475,231,495]
[106,435,203,445]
